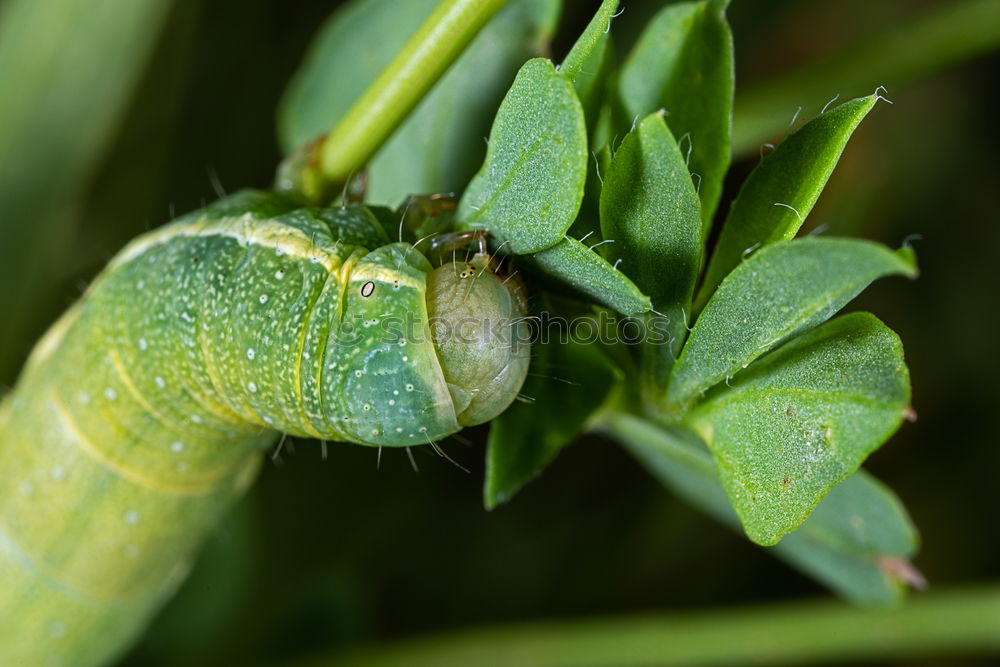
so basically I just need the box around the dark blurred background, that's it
[1,1,997,664]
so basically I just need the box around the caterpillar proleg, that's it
[0,190,530,665]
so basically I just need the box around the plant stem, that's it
[319,0,510,184]
[300,586,1000,667]
[733,0,1000,156]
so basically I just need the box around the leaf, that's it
[606,412,918,604]
[0,0,173,381]
[696,96,878,309]
[666,237,916,408]
[686,312,911,545]
[775,472,920,604]
[457,58,588,253]
[485,339,616,509]
[559,0,617,125]
[530,237,651,316]
[600,113,702,318]
[618,0,733,227]
[279,0,560,206]
[560,0,616,80]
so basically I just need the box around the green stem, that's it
[733,0,1000,156]
[300,586,1000,667]
[319,0,510,184]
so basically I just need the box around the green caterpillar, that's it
[0,190,529,666]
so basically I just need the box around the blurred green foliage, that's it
[0,0,173,380]
[2,0,998,664]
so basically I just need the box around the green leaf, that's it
[666,237,916,408]
[0,0,173,381]
[560,0,616,80]
[279,0,560,206]
[530,237,651,316]
[686,312,911,545]
[559,0,616,125]
[457,58,588,253]
[600,112,702,317]
[618,0,733,227]
[775,472,919,605]
[485,339,616,509]
[696,96,878,309]
[600,112,702,389]
[605,412,918,604]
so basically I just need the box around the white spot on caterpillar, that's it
[170,441,185,453]
[248,382,258,393]
[50,466,66,482]
[104,388,117,401]
[388,400,395,406]
[396,427,403,432]
[190,414,203,424]
[275,269,286,279]
[402,356,408,362]
[181,311,194,323]
[138,338,148,351]
[393,390,399,396]
[263,416,274,425]
[123,510,141,525]
[259,294,268,304]
[154,376,166,389]
[247,348,256,360]
[136,280,145,290]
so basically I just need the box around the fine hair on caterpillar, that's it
[0,190,530,665]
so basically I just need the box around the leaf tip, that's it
[709,0,732,14]
[483,487,503,511]
[876,556,928,591]
[745,522,784,547]
[894,244,920,277]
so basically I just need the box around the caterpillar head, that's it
[425,253,530,426]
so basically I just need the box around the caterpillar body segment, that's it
[0,190,529,665]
